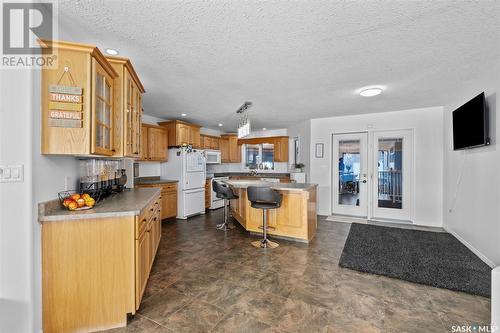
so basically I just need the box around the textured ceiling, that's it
[58,0,499,131]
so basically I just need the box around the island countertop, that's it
[223,179,317,191]
[38,188,161,222]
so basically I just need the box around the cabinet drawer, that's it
[136,194,160,238]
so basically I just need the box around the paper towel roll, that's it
[492,267,500,329]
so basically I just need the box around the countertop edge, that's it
[38,188,161,222]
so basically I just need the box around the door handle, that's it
[362,180,367,183]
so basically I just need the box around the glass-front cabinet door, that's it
[92,59,114,155]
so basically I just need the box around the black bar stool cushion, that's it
[247,186,282,209]
[212,180,239,200]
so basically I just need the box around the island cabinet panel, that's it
[229,185,317,242]
[106,56,145,158]
[41,40,118,155]
[158,120,201,147]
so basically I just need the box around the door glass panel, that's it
[338,139,361,206]
[377,138,403,209]
[96,99,103,123]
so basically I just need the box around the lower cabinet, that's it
[41,191,162,333]
[135,196,162,308]
[136,183,177,220]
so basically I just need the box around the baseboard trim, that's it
[443,223,496,268]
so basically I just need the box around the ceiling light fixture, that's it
[218,123,223,127]
[181,113,187,117]
[359,87,383,97]
[104,48,119,56]
[236,101,253,138]
[262,128,267,130]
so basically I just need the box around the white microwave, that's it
[205,150,221,164]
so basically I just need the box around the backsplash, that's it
[138,162,161,177]
[207,162,290,174]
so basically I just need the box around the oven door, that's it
[206,151,221,164]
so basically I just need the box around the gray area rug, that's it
[339,224,491,297]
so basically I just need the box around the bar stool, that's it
[247,186,282,249]
[212,180,239,231]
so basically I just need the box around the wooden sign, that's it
[48,84,84,128]
[50,110,82,120]
[48,118,82,128]
[50,93,82,103]
[49,85,82,95]
[49,101,83,111]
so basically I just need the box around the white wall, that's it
[0,70,36,333]
[287,120,311,178]
[309,107,444,227]
[443,87,499,267]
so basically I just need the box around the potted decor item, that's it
[294,163,305,172]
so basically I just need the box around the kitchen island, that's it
[224,180,318,242]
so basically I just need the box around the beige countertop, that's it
[38,188,161,222]
[223,179,317,191]
[134,177,178,185]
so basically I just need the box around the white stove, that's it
[208,176,229,210]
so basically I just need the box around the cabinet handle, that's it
[111,149,116,152]
[150,208,154,212]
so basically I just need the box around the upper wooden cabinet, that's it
[140,124,168,161]
[200,134,220,150]
[106,56,145,158]
[158,120,201,147]
[221,134,241,163]
[41,40,118,155]
[238,136,289,162]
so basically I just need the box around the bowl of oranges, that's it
[59,192,96,211]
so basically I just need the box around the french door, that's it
[332,130,413,222]
[332,132,369,217]
[371,130,413,221]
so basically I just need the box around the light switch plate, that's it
[0,165,24,183]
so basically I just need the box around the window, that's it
[244,143,274,170]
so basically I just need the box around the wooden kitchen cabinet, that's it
[205,179,211,208]
[221,134,241,163]
[106,56,145,158]
[200,134,220,150]
[41,191,161,332]
[140,124,168,161]
[41,40,118,155]
[238,136,289,162]
[158,120,201,147]
[136,183,178,220]
[273,137,289,162]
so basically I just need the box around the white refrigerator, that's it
[161,147,206,219]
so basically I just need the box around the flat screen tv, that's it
[452,92,490,150]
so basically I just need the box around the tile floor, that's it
[106,211,491,333]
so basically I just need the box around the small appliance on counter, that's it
[79,159,129,199]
